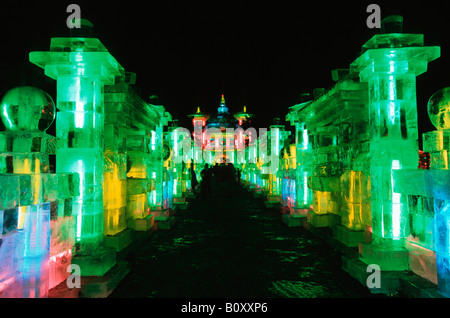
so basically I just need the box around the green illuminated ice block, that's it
[266,120,290,204]
[30,36,124,255]
[286,105,314,209]
[350,16,440,269]
[286,77,369,230]
[151,122,171,211]
[168,122,183,199]
[105,76,172,232]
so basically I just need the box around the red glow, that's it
[0,276,15,293]
[48,249,73,289]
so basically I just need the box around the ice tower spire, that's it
[218,94,228,113]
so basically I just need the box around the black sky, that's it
[1,0,449,138]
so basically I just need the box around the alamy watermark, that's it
[366,264,381,289]
[366,4,381,29]
[66,264,81,289]
[66,4,81,29]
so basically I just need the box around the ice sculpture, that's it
[265,119,290,207]
[286,106,314,213]
[1,86,55,132]
[285,73,369,232]
[0,86,77,297]
[29,35,124,276]
[351,16,440,270]
[425,88,450,295]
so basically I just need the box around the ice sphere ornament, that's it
[0,86,55,132]
[428,87,450,130]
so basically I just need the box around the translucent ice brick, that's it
[50,216,75,256]
[56,111,104,149]
[429,150,449,170]
[392,169,427,196]
[71,200,104,243]
[0,153,50,174]
[104,207,127,236]
[371,200,410,240]
[0,132,56,154]
[0,208,18,237]
[48,249,72,290]
[312,190,339,214]
[340,201,364,230]
[423,130,450,153]
[425,170,450,200]
[0,232,17,282]
[21,203,51,258]
[126,134,151,153]
[56,148,103,174]
[126,151,151,178]
[127,193,149,220]
[127,178,151,195]
[0,174,20,210]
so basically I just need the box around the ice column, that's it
[350,16,440,269]
[286,101,314,213]
[267,119,288,204]
[29,36,124,261]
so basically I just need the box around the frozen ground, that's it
[109,182,380,298]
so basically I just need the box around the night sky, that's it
[1,0,449,139]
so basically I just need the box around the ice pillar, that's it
[29,37,124,254]
[351,16,440,268]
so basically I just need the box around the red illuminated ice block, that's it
[48,249,73,290]
[0,275,24,298]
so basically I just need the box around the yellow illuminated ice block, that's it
[103,170,127,236]
[340,202,363,230]
[340,171,362,203]
[312,190,339,215]
[103,207,127,236]
[339,170,371,230]
[269,174,280,196]
[127,193,149,220]
[127,151,151,179]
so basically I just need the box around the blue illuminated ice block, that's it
[423,87,450,295]
[21,203,51,297]
[0,204,24,298]
[427,171,450,295]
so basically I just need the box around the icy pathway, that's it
[109,182,378,298]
